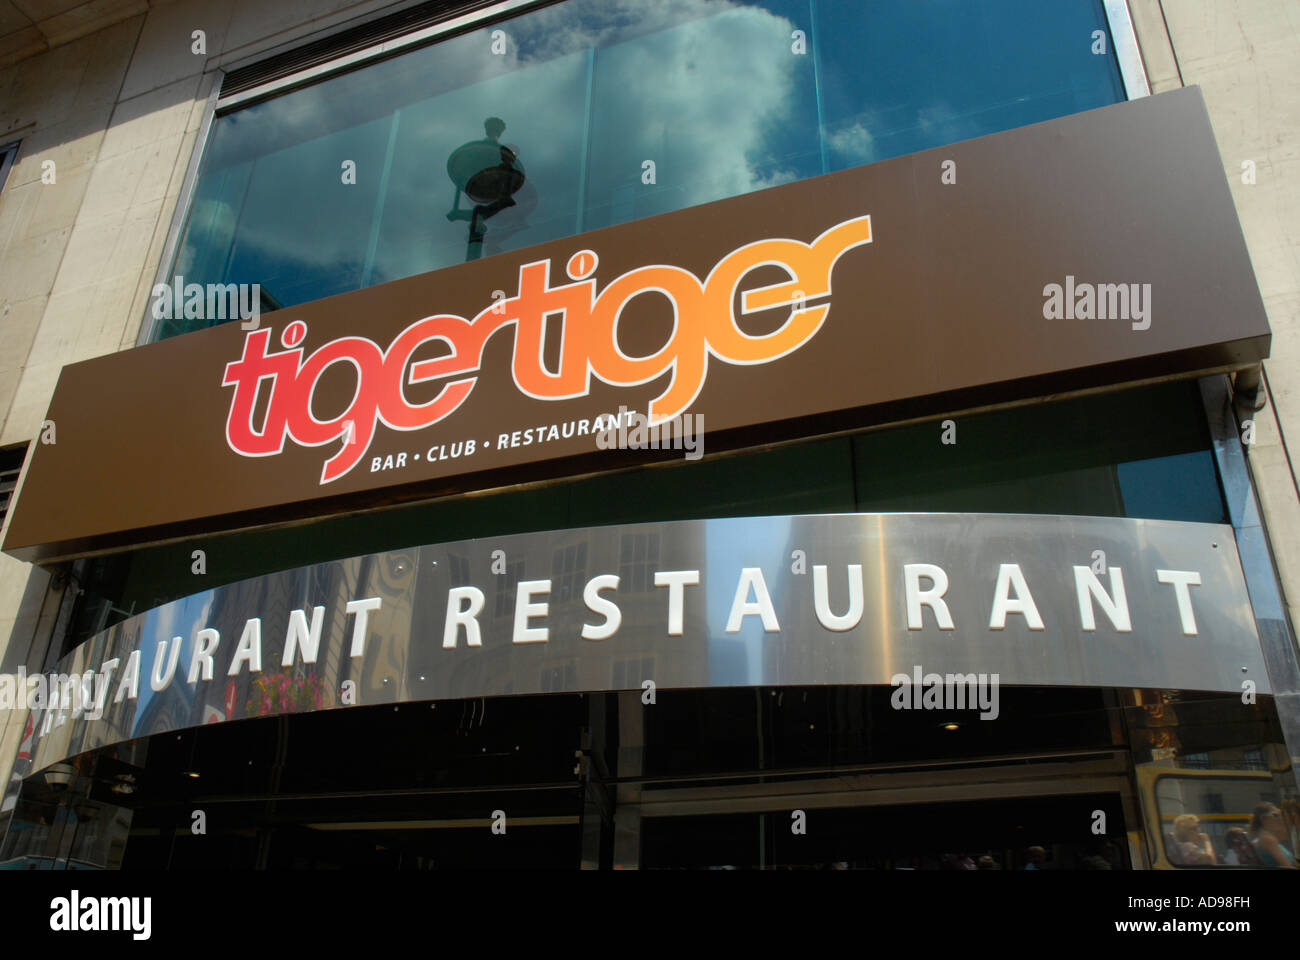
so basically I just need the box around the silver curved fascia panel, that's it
[17,513,1265,772]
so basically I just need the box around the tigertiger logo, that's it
[222,215,871,483]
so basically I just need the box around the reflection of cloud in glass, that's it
[580,0,806,221]
[137,592,215,717]
[705,516,792,685]
[372,52,592,281]
[190,0,806,303]
[826,120,875,166]
[911,103,989,152]
[176,198,237,276]
[826,102,995,170]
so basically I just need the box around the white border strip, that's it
[1103,0,1151,99]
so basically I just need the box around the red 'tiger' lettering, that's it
[221,215,871,484]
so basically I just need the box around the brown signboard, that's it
[2,87,1271,562]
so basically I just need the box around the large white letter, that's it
[1073,566,1131,631]
[282,606,326,665]
[115,650,142,703]
[513,580,551,644]
[1156,569,1202,636]
[150,637,183,691]
[94,658,120,715]
[443,587,485,648]
[813,564,863,631]
[187,628,221,683]
[726,568,779,633]
[989,563,1044,630]
[582,575,621,641]
[654,570,700,636]
[228,619,263,675]
[904,563,953,630]
[345,597,382,656]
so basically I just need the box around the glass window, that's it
[849,381,1224,520]
[619,532,661,593]
[1127,691,1297,869]
[156,0,1124,339]
[1155,774,1295,868]
[816,0,1126,170]
[493,559,525,619]
[551,542,588,603]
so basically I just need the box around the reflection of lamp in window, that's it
[445,117,526,261]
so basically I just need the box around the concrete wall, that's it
[1130,0,1300,637]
